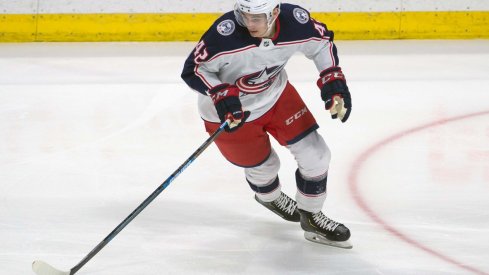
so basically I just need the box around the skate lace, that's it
[273,194,297,216]
[312,212,340,232]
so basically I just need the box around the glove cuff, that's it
[317,66,346,89]
[319,66,342,77]
[208,83,239,104]
[208,83,230,95]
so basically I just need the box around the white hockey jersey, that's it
[181,3,340,123]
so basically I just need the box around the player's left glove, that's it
[317,66,352,123]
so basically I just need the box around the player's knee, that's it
[307,137,330,178]
[245,149,280,185]
[316,137,331,172]
[290,131,331,178]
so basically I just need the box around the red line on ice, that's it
[348,110,489,275]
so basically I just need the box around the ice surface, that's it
[1,40,488,275]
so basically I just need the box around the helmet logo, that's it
[293,8,309,24]
[217,20,236,36]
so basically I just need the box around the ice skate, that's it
[255,192,301,222]
[299,209,352,249]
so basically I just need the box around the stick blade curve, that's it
[32,260,70,275]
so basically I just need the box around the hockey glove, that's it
[317,66,352,123]
[208,83,250,132]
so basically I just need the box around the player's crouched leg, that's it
[287,130,331,212]
[288,131,352,246]
[246,150,300,222]
[245,149,281,202]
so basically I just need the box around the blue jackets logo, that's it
[235,64,286,94]
[293,8,309,24]
[217,20,236,36]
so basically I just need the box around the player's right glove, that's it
[208,83,250,132]
[317,66,352,123]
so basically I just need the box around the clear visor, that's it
[234,6,270,27]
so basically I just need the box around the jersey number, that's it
[193,41,209,64]
[313,20,326,37]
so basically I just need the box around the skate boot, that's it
[255,192,301,222]
[298,209,352,249]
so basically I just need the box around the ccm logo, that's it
[210,90,228,103]
[321,72,344,84]
[285,107,308,125]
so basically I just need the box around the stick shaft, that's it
[70,121,227,274]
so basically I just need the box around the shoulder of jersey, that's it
[202,11,257,56]
[278,4,321,41]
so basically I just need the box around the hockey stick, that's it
[32,120,229,275]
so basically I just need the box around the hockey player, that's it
[181,0,352,248]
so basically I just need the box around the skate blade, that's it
[304,231,353,249]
